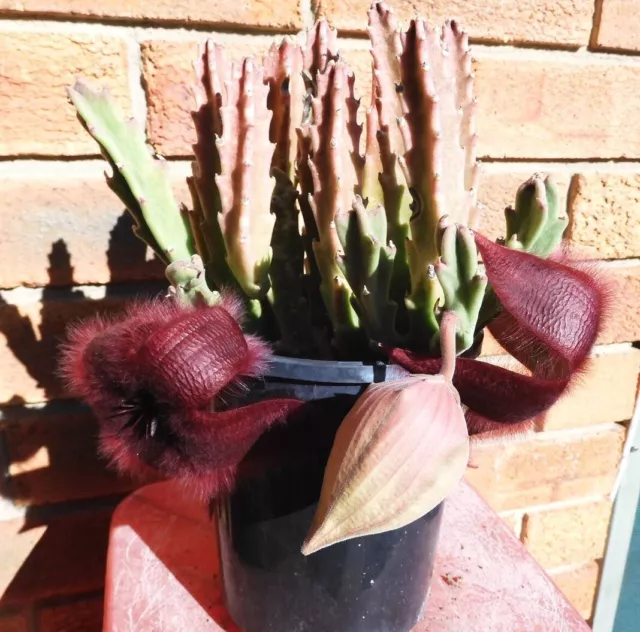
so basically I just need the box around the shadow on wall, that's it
[0,210,169,612]
[0,210,166,509]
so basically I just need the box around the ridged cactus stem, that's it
[397,18,442,266]
[268,170,318,357]
[508,174,568,257]
[165,255,221,307]
[307,59,366,353]
[67,81,195,264]
[262,37,325,355]
[303,17,339,76]
[191,41,238,291]
[336,196,399,346]
[477,173,568,330]
[215,57,276,301]
[434,217,487,354]
[265,38,307,182]
[367,3,413,313]
[398,16,479,263]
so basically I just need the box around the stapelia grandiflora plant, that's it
[62,1,610,554]
[60,296,303,499]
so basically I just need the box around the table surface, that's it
[103,479,591,632]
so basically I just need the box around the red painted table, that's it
[103,480,590,631]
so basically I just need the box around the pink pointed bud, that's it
[301,374,469,555]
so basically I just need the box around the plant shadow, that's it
[108,480,241,631]
[0,210,165,610]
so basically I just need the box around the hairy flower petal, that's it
[387,348,569,424]
[136,304,260,408]
[59,296,301,498]
[474,233,607,378]
[100,399,303,499]
[302,375,469,555]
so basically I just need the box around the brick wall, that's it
[0,0,639,629]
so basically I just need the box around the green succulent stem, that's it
[477,173,568,330]
[433,218,487,354]
[67,80,195,264]
[166,255,220,307]
[506,174,568,258]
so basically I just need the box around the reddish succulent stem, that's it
[438,311,458,381]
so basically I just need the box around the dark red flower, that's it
[59,295,302,499]
[386,233,612,439]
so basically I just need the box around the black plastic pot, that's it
[214,357,445,632]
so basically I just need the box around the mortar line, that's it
[479,160,640,171]
[0,281,168,304]
[480,157,640,165]
[0,14,298,38]
[126,37,148,126]
[0,159,192,177]
[5,157,640,174]
[0,15,640,63]
[509,494,615,517]
[547,560,603,575]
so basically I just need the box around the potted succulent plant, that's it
[59,2,610,631]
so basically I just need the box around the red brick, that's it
[320,0,594,47]
[0,0,302,31]
[0,610,29,632]
[474,54,640,160]
[599,264,640,345]
[0,508,112,606]
[568,172,640,260]
[537,348,640,431]
[465,423,626,512]
[143,39,257,156]
[0,33,129,157]
[37,595,103,632]
[550,560,602,621]
[474,349,640,430]
[522,501,612,569]
[4,411,137,506]
[595,0,640,52]
[146,42,640,161]
[142,39,372,156]
[0,293,150,405]
[143,40,213,157]
[0,175,166,290]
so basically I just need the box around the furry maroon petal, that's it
[387,348,568,425]
[60,298,181,409]
[464,410,534,441]
[101,397,302,499]
[474,232,607,378]
[59,295,301,498]
[136,305,262,408]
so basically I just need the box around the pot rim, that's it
[263,355,409,385]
